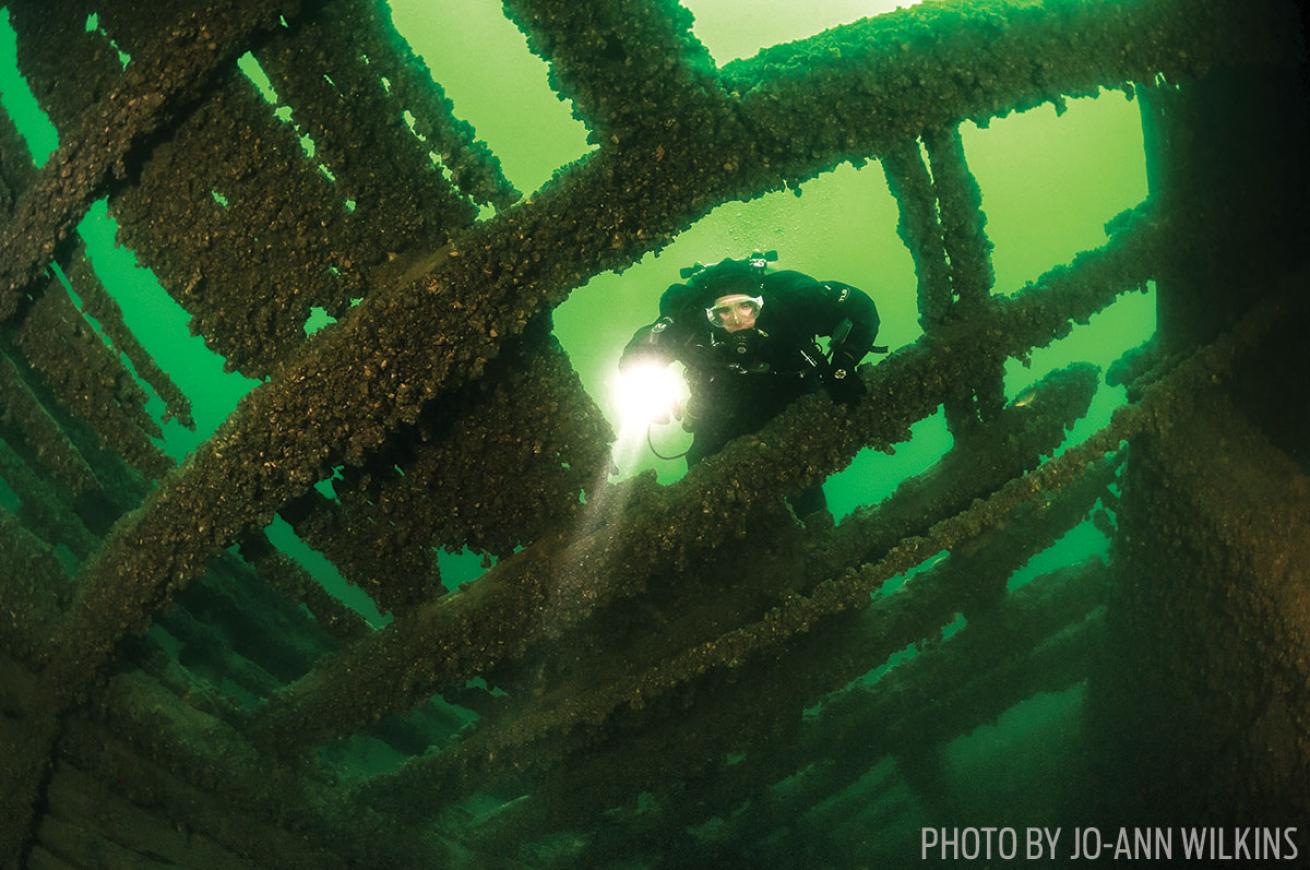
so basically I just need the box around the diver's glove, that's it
[826,351,866,405]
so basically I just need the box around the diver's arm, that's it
[773,272,880,402]
[620,317,678,370]
[817,281,880,363]
[773,274,879,361]
[620,278,708,371]
[822,283,879,403]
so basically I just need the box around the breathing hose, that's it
[647,422,691,460]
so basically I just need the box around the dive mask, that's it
[706,294,764,330]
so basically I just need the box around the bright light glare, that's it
[612,364,688,430]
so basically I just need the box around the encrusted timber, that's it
[923,125,1006,432]
[249,213,1157,754]
[0,492,344,715]
[0,514,394,861]
[925,126,995,312]
[710,492,1113,834]
[881,139,953,330]
[75,671,454,867]
[1,649,440,869]
[109,69,412,378]
[0,708,58,867]
[1107,333,1167,397]
[33,761,254,870]
[1098,383,1310,818]
[777,780,910,866]
[352,0,518,210]
[107,0,514,377]
[721,592,1102,863]
[0,436,98,560]
[253,0,473,232]
[8,0,1273,324]
[778,618,1102,856]
[238,536,370,645]
[751,455,1118,758]
[882,125,1005,437]
[9,0,505,381]
[150,544,365,719]
[0,253,170,530]
[42,0,1270,725]
[434,452,1115,836]
[159,567,328,693]
[258,0,516,210]
[0,491,356,855]
[490,362,1097,708]
[379,329,613,563]
[14,272,171,479]
[3,0,119,136]
[0,513,72,669]
[0,348,99,497]
[64,245,194,429]
[0,433,344,692]
[721,0,1296,169]
[0,328,165,533]
[280,330,613,616]
[447,368,1100,838]
[504,0,719,143]
[0,99,35,212]
[0,0,311,321]
[516,561,1107,861]
[785,563,1108,821]
[813,365,1099,584]
[0,520,68,862]
[337,250,1158,817]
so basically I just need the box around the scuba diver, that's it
[619,252,882,519]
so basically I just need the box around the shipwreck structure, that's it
[1,0,1307,865]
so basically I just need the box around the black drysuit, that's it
[621,268,880,517]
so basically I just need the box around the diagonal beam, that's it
[0,97,36,212]
[813,366,1096,580]
[53,668,457,867]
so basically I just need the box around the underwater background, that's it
[0,0,1306,867]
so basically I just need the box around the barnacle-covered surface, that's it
[0,0,1307,866]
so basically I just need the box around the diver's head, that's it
[706,293,763,332]
[675,254,773,331]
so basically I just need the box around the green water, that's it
[0,0,1160,861]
